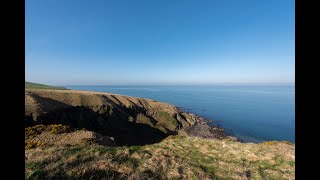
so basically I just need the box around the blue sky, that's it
[26,0,294,86]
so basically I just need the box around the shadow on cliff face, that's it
[25,95,171,146]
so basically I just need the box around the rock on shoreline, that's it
[181,111,239,141]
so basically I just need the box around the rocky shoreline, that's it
[180,110,239,141]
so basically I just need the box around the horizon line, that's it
[59,83,295,87]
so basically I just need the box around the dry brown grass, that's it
[25,125,114,149]
[25,89,179,117]
[26,131,294,179]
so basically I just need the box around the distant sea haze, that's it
[67,85,295,143]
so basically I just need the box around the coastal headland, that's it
[25,86,295,179]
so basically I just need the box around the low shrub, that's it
[261,141,279,145]
[25,124,73,139]
[25,139,45,149]
[48,124,72,134]
[25,124,47,139]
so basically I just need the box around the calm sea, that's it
[66,85,295,143]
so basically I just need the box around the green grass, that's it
[154,111,179,130]
[26,131,295,179]
[25,81,68,90]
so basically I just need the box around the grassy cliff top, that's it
[25,81,68,90]
[25,88,200,145]
[25,129,294,179]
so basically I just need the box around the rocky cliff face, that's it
[25,89,198,145]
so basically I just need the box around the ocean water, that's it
[66,85,295,143]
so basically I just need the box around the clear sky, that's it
[26,0,294,86]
